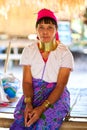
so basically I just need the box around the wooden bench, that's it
[0,88,87,129]
[0,99,87,130]
[0,112,87,130]
[0,96,20,128]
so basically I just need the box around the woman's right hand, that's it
[24,103,33,127]
[25,105,45,127]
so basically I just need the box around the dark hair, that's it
[36,17,58,29]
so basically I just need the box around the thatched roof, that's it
[0,0,86,37]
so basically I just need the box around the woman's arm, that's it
[22,65,34,126]
[46,67,71,105]
[22,65,33,99]
[26,67,71,127]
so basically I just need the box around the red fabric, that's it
[0,102,9,107]
[37,8,57,22]
[55,32,59,41]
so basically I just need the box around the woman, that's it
[10,8,74,130]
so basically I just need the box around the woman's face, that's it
[36,22,57,43]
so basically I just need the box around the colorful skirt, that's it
[10,78,70,130]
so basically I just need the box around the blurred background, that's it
[0,0,87,83]
[0,0,87,129]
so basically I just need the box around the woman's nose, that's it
[43,28,48,34]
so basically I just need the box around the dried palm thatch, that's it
[0,0,86,36]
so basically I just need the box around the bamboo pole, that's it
[4,41,11,73]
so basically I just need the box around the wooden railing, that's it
[0,38,34,72]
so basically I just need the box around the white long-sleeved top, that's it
[20,42,74,83]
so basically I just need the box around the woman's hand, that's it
[24,103,33,127]
[25,105,44,127]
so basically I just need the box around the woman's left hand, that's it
[26,105,44,127]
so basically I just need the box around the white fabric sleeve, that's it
[61,50,74,70]
[20,46,31,65]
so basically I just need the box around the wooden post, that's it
[4,41,11,73]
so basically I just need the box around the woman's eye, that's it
[48,26,54,30]
[39,26,44,30]
[38,26,54,31]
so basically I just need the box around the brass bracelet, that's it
[24,97,32,104]
[43,100,50,109]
